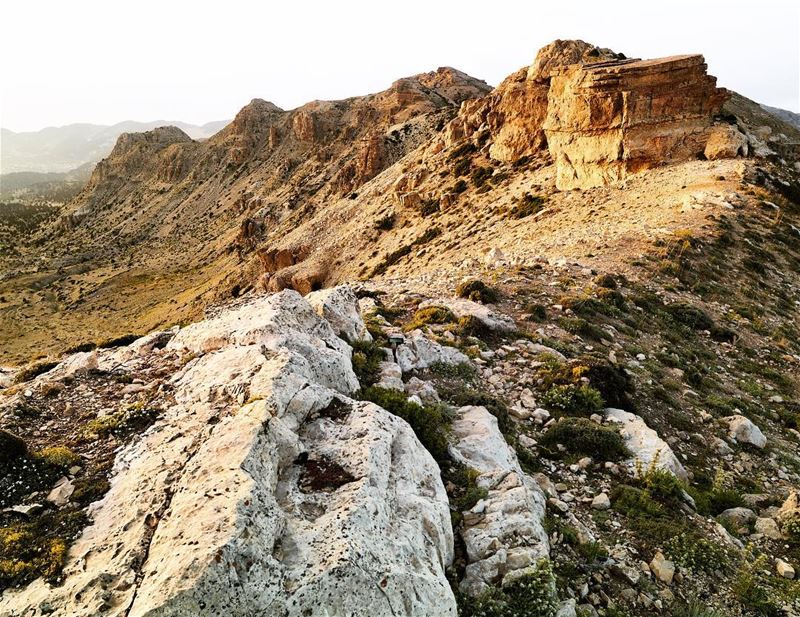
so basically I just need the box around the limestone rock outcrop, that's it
[0,288,456,617]
[450,405,550,595]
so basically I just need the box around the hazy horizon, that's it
[1,0,798,133]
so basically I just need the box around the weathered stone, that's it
[649,552,675,584]
[704,124,748,159]
[776,559,795,579]
[305,285,372,342]
[1,288,457,617]
[591,493,611,510]
[46,477,74,507]
[754,517,782,540]
[395,329,470,372]
[605,408,688,481]
[726,414,767,448]
[545,55,727,189]
[450,406,549,595]
[717,507,756,529]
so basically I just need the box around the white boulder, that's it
[0,289,456,617]
[395,329,469,372]
[605,408,688,481]
[449,406,549,596]
[725,414,767,449]
[305,285,372,342]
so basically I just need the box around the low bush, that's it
[13,361,59,384]
[374,213,395,231]
[350,339,385,388]
[470,166,493,188]
[457,558,558,617]
[540,417,627,461]
[456,280,499,304]
[97,334,141,349]
[612,485,664,518]
[361,387,451,462]
[404,306,456,331]
[34,446,81,469]
[539,384,604,417]
[509,193,547,219]
[665,303,714,331]
[664,533,729,574]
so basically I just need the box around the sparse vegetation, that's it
[540,417,627,460]
[539,384,604,417]
[456,279,499,303]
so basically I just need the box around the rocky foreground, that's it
[1,38,800,617]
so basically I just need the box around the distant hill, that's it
[762,104,800,130]
[0,119,230,174]
[0,162,95,202]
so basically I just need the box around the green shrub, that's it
[458,558,558,617]
[361,387,451,462]
[470,166,493,188]
[456,315,492,338]
[523,303,548,321]
[456,280,499,304]
[540,384,604,417]
[594,274,618,289]
[540,418,627,461]
[452,179,468,194]
[665,303,714,331]
[664,533,729,574]
[404,306,456,331]
[612,485,664,518]
[97,334,141,349]
[732,549,785,616]
[374,213,395,231]
[453,158,471,177]
[642,466,685,504]
[557,317,609,341]
[428,361,476,381]
[583,360,634,409]
[783,515,800,544]
[418,199,440,217]
[448,142,476,161]
[34,446,81,469]
[350,339,385,388]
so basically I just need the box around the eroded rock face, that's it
[441,40,729,189]
[0,288,456,617]
[544,55,728,189]
[450,406,549,596]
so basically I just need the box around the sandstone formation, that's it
[0,288,457,616]
[441,40,729,189]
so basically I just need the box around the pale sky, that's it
[1,0,798,132]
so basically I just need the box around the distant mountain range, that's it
[0,119,230,174]
[761,104,800,130]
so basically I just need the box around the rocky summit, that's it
[1,39,800,617]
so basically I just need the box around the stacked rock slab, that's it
[443,40,729,190]
[0,288,456,617]
[544,55,728,189]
